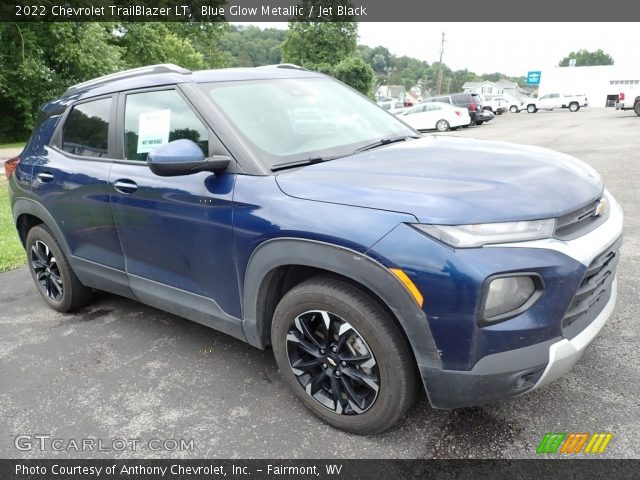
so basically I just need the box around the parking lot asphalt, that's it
[1,107,638,459]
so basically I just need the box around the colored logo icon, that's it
[537,432,613,454]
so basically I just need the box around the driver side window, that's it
[124,90,209,161]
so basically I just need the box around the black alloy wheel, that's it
[30,240,63,301]
[286,309,379,415]
[271,275,417,434]
[26,225,93,312]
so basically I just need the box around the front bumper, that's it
[533,276,616,389]
[421,276,617,409]
[420,190,623,409]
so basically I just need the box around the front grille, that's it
[561,236,621,339]
[555,198,607,240]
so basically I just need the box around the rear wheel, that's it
[510,105,519,113]
[475,120,484,126]
[271,275,417,434]
[527,104,537,113]
[569,102,580,112]
[26,225,93,312]
[435,119,450,132]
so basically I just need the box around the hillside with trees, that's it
[1,21,531,142]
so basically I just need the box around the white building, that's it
[462,80,530,109]
[463,79,525,96]
[537,65,640,107]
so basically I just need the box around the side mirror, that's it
[147,139,230,177]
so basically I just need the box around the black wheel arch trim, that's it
[12,197,131,296]
[13,197,72,255]
[241,237,442,372]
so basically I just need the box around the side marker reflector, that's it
[389,268,424,307]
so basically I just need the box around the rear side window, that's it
[430,96,451,104]
[62,98,111,158]
[124,90,209,161]
[452,94,474,105]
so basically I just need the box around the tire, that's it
[475,120,484,126]
[26,225,93,312]
[527,104,537,113]
[510,105,519,113]
[634,101,640,116]
[569,102,580,112]
[271,275,417,435]
[435,119,450,132]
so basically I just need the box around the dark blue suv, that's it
[6,64,623,434]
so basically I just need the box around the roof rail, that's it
[64,64,191,96]
[256,64,307,71]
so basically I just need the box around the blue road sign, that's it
[527,71,541,85]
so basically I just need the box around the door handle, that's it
[113,179,138,194]
[36,172,54,183]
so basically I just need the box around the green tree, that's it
[333,56,374,95]
[281,0,358,67]
[0,21,229,142]
[0,23,124,142]
[479,72,504,83]
[281,2,373,95]
[218,25,286,67]
[559,49,614,67]
[371,53,387,73]
[118,23,206,70]
[282,22,357,66]
[168,22,227,68]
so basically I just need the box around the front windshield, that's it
[198,77,415,168]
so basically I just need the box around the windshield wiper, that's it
[354,135,420,153]
[271,155,341,172]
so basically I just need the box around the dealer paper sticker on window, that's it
[137,109,171,153]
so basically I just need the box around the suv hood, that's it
[275,136,603,224]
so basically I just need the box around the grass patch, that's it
[0,142,25,150]
[0,178,25,272]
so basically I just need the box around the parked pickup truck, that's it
[615,85,640,116]
[525,93,588,113]
[481,96,507,115]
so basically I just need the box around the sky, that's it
[234,22,638,77]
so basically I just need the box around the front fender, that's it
[242,237,442,372]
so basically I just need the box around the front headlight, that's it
[413,219,555,248]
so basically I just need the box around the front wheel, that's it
[475,120,484,125]
[435,119,450,132]
[510,105,519,113]
[271,276,417,435]
[26,225,93,312]
[634,101,640,116]
[569,102,580,112]
[527,104,537,113]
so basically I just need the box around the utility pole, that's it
[436,32,445,95]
